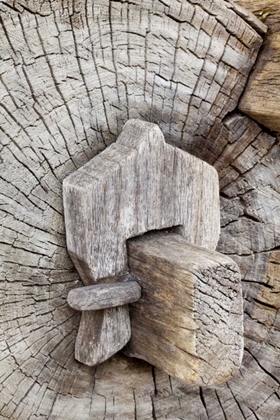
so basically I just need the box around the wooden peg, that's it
[124,231,244,386]
[68,281,141,311]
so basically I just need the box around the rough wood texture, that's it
[63,118,220,365]
[124,231,243,386]
[236,0,280,132]
[75,306,132,366]
[225,0,267,34]
[72,277,140,366]
[63,119,220,282]
[1,0,279,418]
[68,280,141,311]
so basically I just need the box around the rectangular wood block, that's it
[63,119,220,283]
[125,232,244,386]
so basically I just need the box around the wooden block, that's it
[67,280,141,311]
[75,307,132,366]
[67,276,141,365]
[125,231,243,386]
[63,119,220,365]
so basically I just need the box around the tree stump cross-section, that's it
[1,0,280,418]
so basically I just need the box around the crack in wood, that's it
[1,0,279,418]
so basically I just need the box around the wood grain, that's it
[237,0,280,132]
[63,118,220,365]
[2,0,279,418]
[67,280,141,311]
[226,0,267,34]
[125,231,243,386]
[63,119,220,282]
[75,307,132,366]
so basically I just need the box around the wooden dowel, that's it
[68,281,141,311]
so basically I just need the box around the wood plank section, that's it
[237,0,280,131]
[125,231,243,386]
[67,280,141,311]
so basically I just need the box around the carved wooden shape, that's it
[125,231,244,386]
[67,280,141,311]
[3,0,278,415]
[68,278,141,366]
[63,119,220,282]
[74,308,131,366]
[63,119,220,365]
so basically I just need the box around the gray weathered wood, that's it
[75,307,132,366]
[63,118,220,366]
[63,119,220,282]
[226,0,267,35]
[2,0,280,418]
[237,0,280,132]
[124,231,243,386]
[67,280,141,311]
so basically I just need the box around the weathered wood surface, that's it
[63,119,220,282]
[236,0,280,132]
[225,0,267,34]
[124,231,243,386]
[67,275,140,365]
[63,118,220,365]
[69,276,141,365]
[68,279,141,311]
[74,306,132,366]
[1,0,280,418]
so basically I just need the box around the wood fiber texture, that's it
[125,231,243,387]
[67,281,141,311]
[1,0,280,419]
[236,0,280,132]
[63,120,220,283]
[67,277,141,366]
[63,118,220,365]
